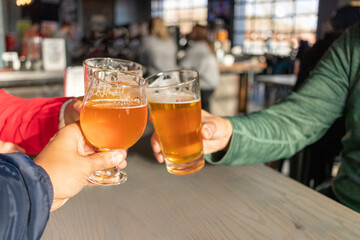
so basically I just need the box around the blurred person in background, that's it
[293,39,310,76]
[21,22,41,58]
[54,21,76,66]
[179,24,219,112]
[295,5,360,89]
[139,17,177,76]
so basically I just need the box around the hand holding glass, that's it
[80,70,147,185]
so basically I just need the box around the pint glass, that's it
[146,70,204,175]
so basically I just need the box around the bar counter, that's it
[42,131,360,240]
[0,70,63,87]
[0,70,64,98]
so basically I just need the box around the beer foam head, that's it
[148,77,179,87]
[148,92,198,103]
[85,70,146,104]
[146,70,200,102]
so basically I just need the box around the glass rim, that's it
[146,69,199,89]
[83,57,144,71]
[93,69,146,89]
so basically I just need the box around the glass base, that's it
[165,154,205,175]
[88,168,127,185]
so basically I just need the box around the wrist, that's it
[36,164,54,211]
[222,117,234,151]
[223,118,233,151]
[58,99,73,129]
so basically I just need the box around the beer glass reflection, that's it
[83,58,144,93]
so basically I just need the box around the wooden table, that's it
[255,74,296,107]
[42,140,360,239]
[219,61,267,114]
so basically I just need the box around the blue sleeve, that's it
[0,153,53,240]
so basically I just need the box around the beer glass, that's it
[80,70,147,185]
[146,70,204,175]
[83,58,144,93]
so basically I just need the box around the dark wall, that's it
[21,0,60,22]
[82,0,115,37]
[115,0,151,26]
[208,0,234,35]
[136,0,151,23]
[82,0,151,37]
[316,0,338,40]
[3,0,21,33]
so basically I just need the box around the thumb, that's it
[87,150,127,172]
[73,98,82,114]
[201,122,216,140]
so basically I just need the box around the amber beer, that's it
[84,83,89,93]
[149,96,204,175]
[80,100,147,150]
[84,66,89,93]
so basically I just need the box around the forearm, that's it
[0,90,71,154]
[206,32,350,166]
[206,96,344,166]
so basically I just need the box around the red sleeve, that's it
[0,89,72,154]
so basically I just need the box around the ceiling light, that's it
[16,0,33,6]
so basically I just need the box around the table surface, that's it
[255,74,297,87]
[219,61,267,73]
[42,142,360,239]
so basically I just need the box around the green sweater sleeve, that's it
[206,28,353,166]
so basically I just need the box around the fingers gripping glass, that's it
[80,70,147,185]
